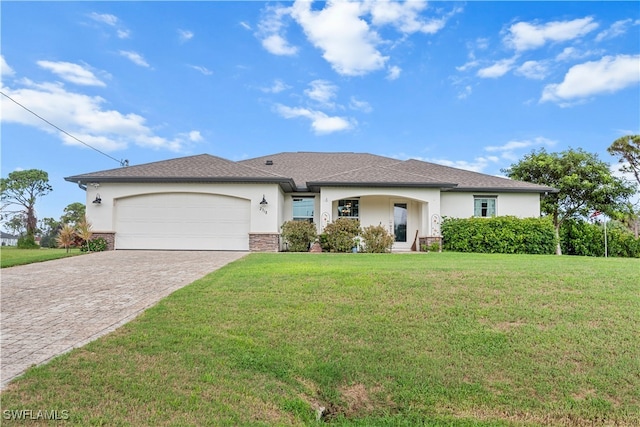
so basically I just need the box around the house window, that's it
[293,197,314,222]
[337,199,359,218]
[474,197,497,217]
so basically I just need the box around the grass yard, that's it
[0,247,83,268]
[1,253,638,426]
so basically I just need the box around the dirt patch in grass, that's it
[300,381,397,422]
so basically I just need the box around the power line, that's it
[0,91,129,167]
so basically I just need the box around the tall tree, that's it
[608,135,640,185]
[0,169,53,239]
[60,202,86,226]
[503,148,635,255]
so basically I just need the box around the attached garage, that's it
[114,193,250,250]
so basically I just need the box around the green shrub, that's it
[80,237,108,252]
[561,219,639,258]
[441,216,556,255]
[17,234,39,249]
[323,218,361,252]
[360,224,394,253]
[280,220,317,252]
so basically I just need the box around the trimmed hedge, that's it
[560,219,640,258]
[441,216,556,255]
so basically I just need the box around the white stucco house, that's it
[1,232,19,246]
[65,152,556,252]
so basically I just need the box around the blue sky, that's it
[1,1,639,224]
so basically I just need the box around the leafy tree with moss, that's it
[503,148,635,255]
[1,169,52,247]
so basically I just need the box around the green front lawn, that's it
[0,247,83,268]
[1,253,638,426]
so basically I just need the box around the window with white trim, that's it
[474,196,497,217]
[292,197,314,222]
[337,199,359,219]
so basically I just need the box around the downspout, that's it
[77,181,87,191]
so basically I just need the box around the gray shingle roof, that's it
[66,152,556,194]
[65,154,295,190]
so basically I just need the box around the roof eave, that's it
[306,181,458,192]
[64,176,296,192]
[446,186,559,193]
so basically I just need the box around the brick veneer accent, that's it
[418,236,442,252]
[93,232,116,251]
[249,233,280,252]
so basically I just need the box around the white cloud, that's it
[119,51,150,68]
[595,19,635,42]
[291,0,387,76]
[477,58,516,78]
[188,65,213,75]
[188,130,203,142]
[274,104,353,134]
[261,79,290,94]
[387,65,401,80]
[515,60,548,80]
[262,34,299,56]
[88,12,118,26]
[178,29,194,42]
[1,55,15,77]
[1,79,190,152]
[504,17,598,51]
[541,54,640,104]
[304,79,338,106]
[427,156,498,173]
[257,0,456,77]
[349,96,372,113]
[457,85,472,100]
[556,47,602,62]
[37,61,106,87]
[88,12,130,39]
[239,21,251,31]
[367,0,456,34]
[485,137,556,160]
[257,5,299,56]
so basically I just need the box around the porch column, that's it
[318,190,333,232]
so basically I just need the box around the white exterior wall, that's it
[318,187,441,236]
[440,192,541,218]
[84,182,283,234]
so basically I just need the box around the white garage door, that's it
[115,193,250,250]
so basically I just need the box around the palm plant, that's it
[76,216,93,252]
[56,224,76,253]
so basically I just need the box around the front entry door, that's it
[393,202,408,245]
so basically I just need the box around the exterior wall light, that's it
[93,194,102,204]
[259,195,268,213]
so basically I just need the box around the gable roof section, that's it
[65,154,296,191]
[65,152,556,194]
[391,159,556,193]
[239,152,400,191]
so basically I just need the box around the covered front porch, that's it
[317,187,442,251]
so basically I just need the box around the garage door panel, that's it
[115,193,250,250]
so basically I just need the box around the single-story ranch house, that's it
[65,152,556,252]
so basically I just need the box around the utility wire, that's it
[0,90,129,167]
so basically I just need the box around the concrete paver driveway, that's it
[0,250,247,390]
